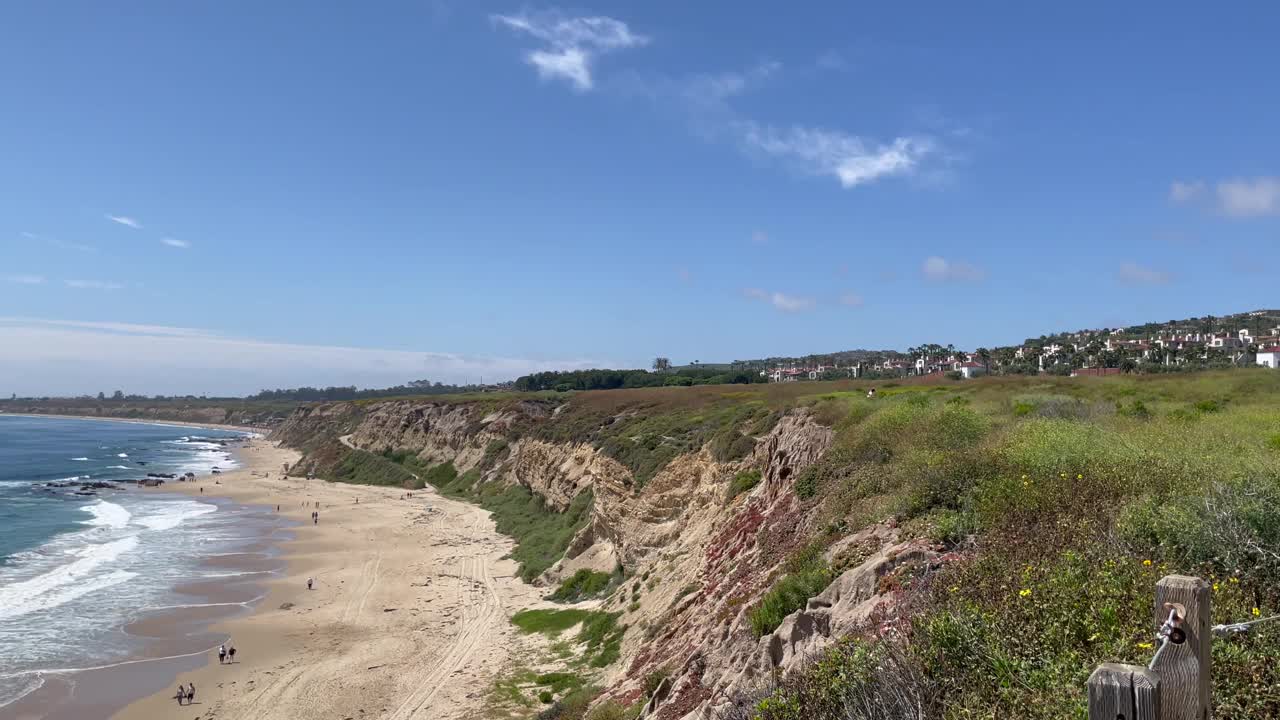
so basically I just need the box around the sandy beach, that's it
[92,436,541,720]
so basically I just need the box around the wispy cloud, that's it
[106,214,142,229]
[1117,262,1172,286]
[742,126,935,188]
[1217,177,1280,218]
[922,256,984,283]
[491,10,648,91]
[838,292,864,307]
[65,279,125,290]
[0,317,608,396]
[6,275,45,285]
[22,231,95,253]
[743,287,815,313]
[1169,180,1206,204]
[160,237,191,249]
[1168,176,1280,218]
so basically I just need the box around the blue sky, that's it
[2,2,1278,395]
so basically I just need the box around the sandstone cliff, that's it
[271,395,931,718]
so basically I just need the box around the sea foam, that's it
[0,537,140,622]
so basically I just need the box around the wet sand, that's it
[2,441,289,720]
[100,438,540,720]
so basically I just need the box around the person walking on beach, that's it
[175,685,186,705]
[218,644,226,664]
[228,645,237,663]
[186,683,196,705]
[314,512,319,525]
[307,576,314,590]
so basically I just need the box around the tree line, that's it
[513,367,767,392]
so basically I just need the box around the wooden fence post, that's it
[1152,575,1210,720]
[1088,663,1160,720]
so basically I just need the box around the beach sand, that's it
[104,437,540,720]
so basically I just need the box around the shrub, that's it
[551,569,618,602]
[753,638,935,720]
[1194,399,1224,413]
[710,428,757,462]
[539,690,554,704]
[642,665,671,699]
[727,469,762,500]
[749,546,832,637]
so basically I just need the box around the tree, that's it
[652,357,672,372]
[111,390,124,400]
[976,347,991,372]
[97,392,105,400]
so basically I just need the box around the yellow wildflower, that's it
[1137,642,1154,650]
[1254,607,1262,617]
[1230,577,1239,584]
[1019,588,1032,597]
[1077,474,1083,480]
[1143,559,1152,567]
[1213,583,1220,592]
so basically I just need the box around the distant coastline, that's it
[0,411,264,434]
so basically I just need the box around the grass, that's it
[551,568,621,602]
[742,370,1280,718]
[511,609,626,668]
[749,544,833,637]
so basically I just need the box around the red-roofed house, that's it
[957,361,986,379]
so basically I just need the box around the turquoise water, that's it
[0,416,276,710]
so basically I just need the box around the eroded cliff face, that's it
[273,398,929,718]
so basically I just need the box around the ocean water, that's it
[0,416,279,711]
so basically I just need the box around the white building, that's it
[1257,346,1280,369]
[957,361,986,379]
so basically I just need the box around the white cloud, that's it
[922,256,984,282]
[161,237,191,249]
[6,275,45,285]
[1169,180,1206,204]
[1117,262,1172,286]
[838,292,864,307]
[106,214,142,229]
[65,279,125,290]
[742,125,935,188]
[492,11,648,91]
[1217,177,1280,218]
[743,287,815,313]
[0,318,606,396]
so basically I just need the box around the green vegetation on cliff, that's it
[412,460,595,582]
[745,370,1280,719]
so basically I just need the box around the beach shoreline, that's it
[1,433,291,720]
[99,437,540,720]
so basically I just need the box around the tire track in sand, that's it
[385,506,501,720]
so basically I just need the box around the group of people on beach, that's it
[217,643,237,664]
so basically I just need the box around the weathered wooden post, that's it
[1088,663,1160,720]
[1086,575,1210,720]
[1152,575,1210,720]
